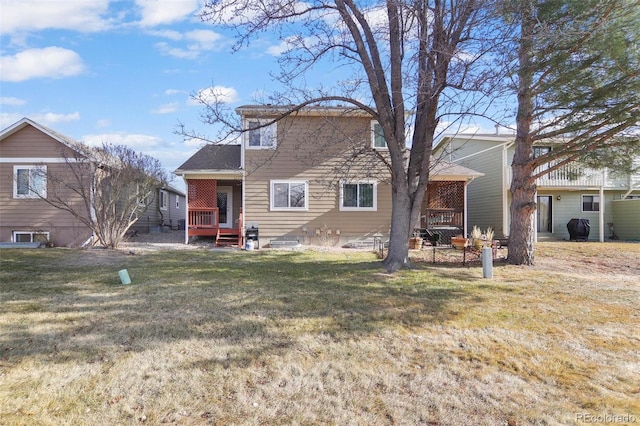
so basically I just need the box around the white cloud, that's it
[31,112,81,124]
[136,0,200,27]
[153,29,224,59]
[96,119,111,129]
[187,86,239,105]
[1,113,24,129]
[165,89,186,96]
[0,0,112,34]
[82,132,163,150]
[151,103,179,114]
[0,97,27,106]
[1,47,85,82]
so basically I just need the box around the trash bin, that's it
[567,218,590,241]
[177,219,185,230]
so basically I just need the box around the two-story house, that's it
[175,105,483,248]
[435,133,640,242]
[0,118,185,247]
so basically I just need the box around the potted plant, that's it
[409,230,423,250]
[471,226,483,250]
[484,227,495,247]
[451,234,468,250]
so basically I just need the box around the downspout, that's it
[503,142,515,238]
[599,170,605,242]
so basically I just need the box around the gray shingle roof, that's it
[176,144,241,171]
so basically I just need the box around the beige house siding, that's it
[0,125,93,247]
[243,114,392,246]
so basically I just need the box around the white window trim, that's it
[159,189,168,210]
[12,231,49,243]
[245,119,277,149]
[270,180,309,211]
[339,180,378,211]
[371,121,388,150]
[13,165,47,198]
[176,195,180,209]
[581,194,600,212]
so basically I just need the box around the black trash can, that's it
[567,218,590,241]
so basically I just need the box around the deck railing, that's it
[188,207,219,228]
[423,208,463,228]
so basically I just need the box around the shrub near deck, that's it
[0,243,638,425]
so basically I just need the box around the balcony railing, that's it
[535,163,604,187]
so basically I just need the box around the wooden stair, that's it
[216,228,241,247]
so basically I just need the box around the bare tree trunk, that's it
[508,0,536,265]
[383,183,413,272]
[508,162,536,265]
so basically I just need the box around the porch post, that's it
[463,183,468,237]
[599,184,605,242]
[183,176,189,244]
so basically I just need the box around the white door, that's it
[217,186,233,228]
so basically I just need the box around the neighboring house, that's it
[435,133,640,241]
[0,118,185,247]
[130,184,186,234]
[175,105,483,248]
[1,118,94,247]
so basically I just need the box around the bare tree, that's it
[502,0,640,265]
[37,142,168,249]
[187,0,501,272]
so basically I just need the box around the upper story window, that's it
[246,119,276,149]
[13,165,46,198]
[340,181,377,211]
[533,146,551,158]
[582,195,600,212]
[159,189,168,210]
[270,180,308,210]
[371,121,388,149]
[176,195,180,209]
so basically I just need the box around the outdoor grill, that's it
[245,222,259,249]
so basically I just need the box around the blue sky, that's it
[0,0,323,187]
[1,0,498,189]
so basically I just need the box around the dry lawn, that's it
[0,242,639,425]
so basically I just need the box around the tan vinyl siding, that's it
[243,114,392,245]
[1,127,92,246]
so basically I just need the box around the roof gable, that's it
[175,144,241,172]
[0,117,81,150]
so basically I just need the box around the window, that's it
[340,181,377,211]
[159,189,168,210]
[176,195,180,209]
[13,231,49,243]
[582,195,600,212]
[371,121,388,149]
[533,146,551,158]
[13,165,46,198]
[270,180,308,210]
[246,119,276,149]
